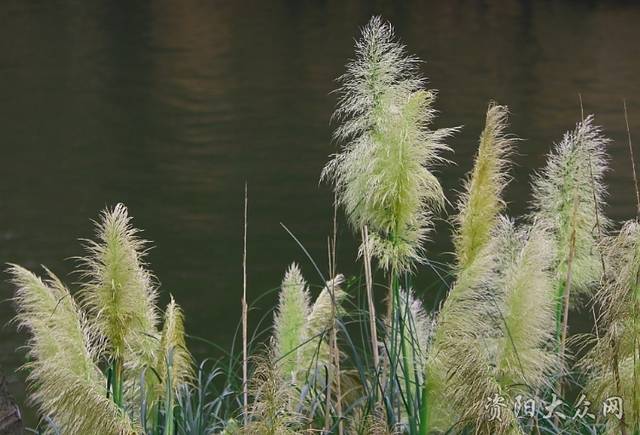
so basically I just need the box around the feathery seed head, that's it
[581,220,640,426]
[425,219,508,431]
[530,115,610,300]
[157,296,193,394]
[425,218,556,433]
[245,352,303,434]
[493,219,556,392]
[79,203,159,361]
[455,103,515,270]
[10,265,137,434]
[298,274,347,384]
[323,17,456,272]
[273,263,311,383]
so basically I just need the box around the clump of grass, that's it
[580,220,640,433]
[10,16,638,435]
[493,220,556,395]
[252,265,348,432]
[459,219,556,434]
[10,265,137,434]
[422,225,503,432]
[423,219,556,435]
[419,100,561,435]
[80,203,159,355]
[176,361,232,434]
[10,204,192,434]
[243,352,302,435]
[154,295,194,434]
[348,406,397,435]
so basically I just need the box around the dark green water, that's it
[1,0,640,423]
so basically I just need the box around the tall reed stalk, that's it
[242,183,249,426]
[420,103,514,434]
[322,17,455,433]
[530,116,609,353]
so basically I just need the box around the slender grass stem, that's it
[624,100,640,217]
[242,183,249,426]
[331,241,345,435]
[624,100,639,434]
[325,234,342,435]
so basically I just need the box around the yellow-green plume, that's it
[454,103,515,270]
[10,265,137,434]
[493,219,556,393]
[424,219,555,434]
[298,274,346,385]
[244,352,302,435]
[580,220,640,432]
[348,405,396,435]
[79,203,159,366]
[530,115,609,303]
[157,296,193,394]
[272,263,310,383]
[422,234,500,432]
[456,219,555,434]
[322,16,456,272]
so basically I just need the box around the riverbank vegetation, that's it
[10,17,639,435]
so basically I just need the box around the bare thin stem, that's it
[580,95,606,277]
[624,100,640,217]
[333,190,338,275]
[324,241,334,434]
[325,193,343,435]
[242,182,249,426]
